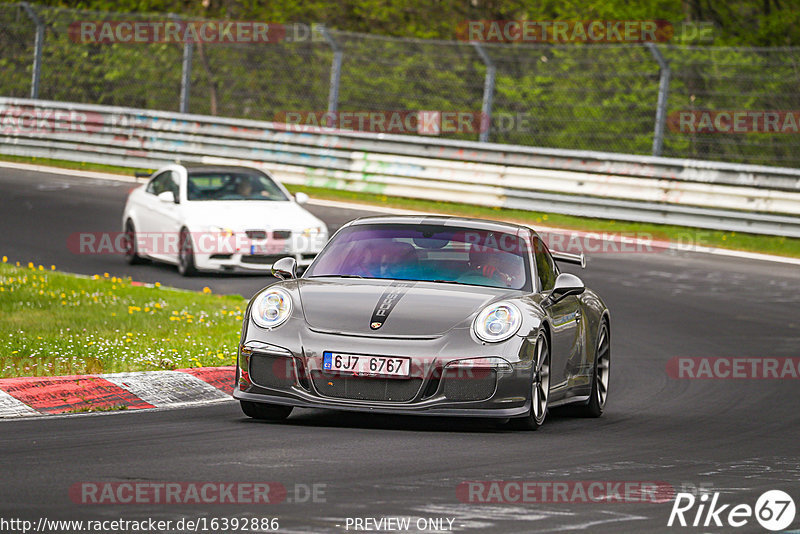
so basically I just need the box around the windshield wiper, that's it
[429,279,467,285]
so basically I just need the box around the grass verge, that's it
[0,260,246,378]
[1,154,798,258]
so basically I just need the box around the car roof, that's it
[181,164,268,175]
[346,215,535,236]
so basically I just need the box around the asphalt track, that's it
[1,167,799,533]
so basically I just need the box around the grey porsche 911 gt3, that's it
[234,215,611,429]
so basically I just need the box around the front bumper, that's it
[232,326,536,418]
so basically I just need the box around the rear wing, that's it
[134,171,152,179]
[552,250,586,269]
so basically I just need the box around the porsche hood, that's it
[296,278,514,337]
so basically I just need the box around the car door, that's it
[140,170,182,261]
[532,236,582,399]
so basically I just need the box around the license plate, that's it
[323,352,410,378]
[250,243,288,255]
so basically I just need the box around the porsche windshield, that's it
[186,171,289,201]
[306,223,532,290]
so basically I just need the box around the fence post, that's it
[320,26,342,124]
[20,2,44,99]
[471,42,495,143]
[170,14,193,114]
[647,43,671,157]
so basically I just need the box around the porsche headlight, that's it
[252,288,293,329]
[473,302,522,343]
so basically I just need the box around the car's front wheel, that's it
[177,227,197,276]
[240,401,293,421]
[509,331,550,430]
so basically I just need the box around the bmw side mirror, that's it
[272,257,297,280]
[547,273,585,304]
[157,191,176,204]
[294,192,309,205]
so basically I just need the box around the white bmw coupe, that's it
[121,164,328,276]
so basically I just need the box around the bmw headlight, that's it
[252,288,293,329]
[473,302,522,343]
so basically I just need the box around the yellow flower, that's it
[1,256,6,263]
[202,286,212,294]
[103,273,109,278]
[51,265,55,270]
[27,262,34,269]
[15,262,20,266]
[38,265,44,271]
[93,274,100,280]
[155,282,161,288]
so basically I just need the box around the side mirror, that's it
[272,257,297,280]
[547,273,585,304]
[294,192,309,205]
[157,191,176,204]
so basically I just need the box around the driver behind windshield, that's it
[234,176,270,198]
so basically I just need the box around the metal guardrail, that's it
[1,97,800,238]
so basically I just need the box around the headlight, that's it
[251,288,293,329]
[473,302,522,343]
[302,226,326,237]
[208,226,234,237]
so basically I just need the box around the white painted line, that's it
[0,389,41,418]
[2,160,798,266]
[308,198,800,266]
[0,160,140,183]
[101,370,230,407]
[307,197,421,215]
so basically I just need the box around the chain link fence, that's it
[2,3,800,166]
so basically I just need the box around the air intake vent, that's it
[311,371,422,402]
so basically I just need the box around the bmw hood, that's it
[297,279,514,337]
[182,201,324,232]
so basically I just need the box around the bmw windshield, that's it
[306,223,532,291]
[186,170,289,201]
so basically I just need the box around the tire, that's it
[177,227,197,277]
[123,220,146,265]
[240,401,293,421]
[509,331,550,431]
[573,320,610,418]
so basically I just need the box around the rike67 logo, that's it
[668,490,796,531]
